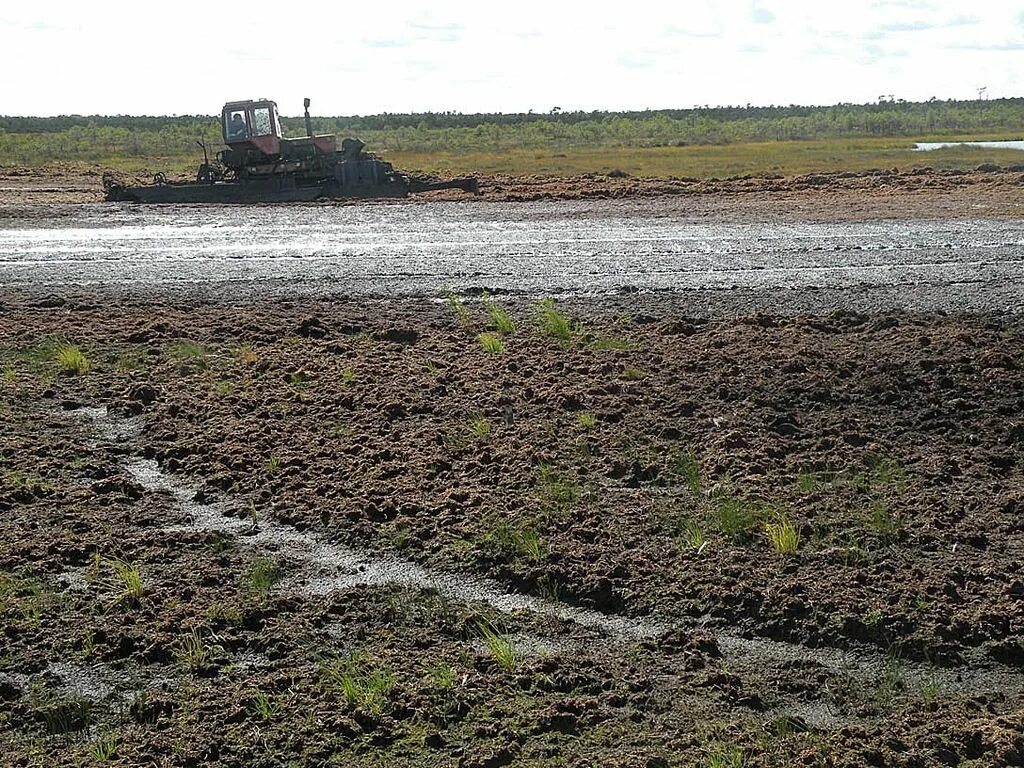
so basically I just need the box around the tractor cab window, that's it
[252,106,274,137]
[225,110,249,141]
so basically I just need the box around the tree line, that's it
[1,98,1021,165]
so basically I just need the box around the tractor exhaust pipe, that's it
[303,97,313,138]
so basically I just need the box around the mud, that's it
[3,196,1024,316]
[2,293,1023,766]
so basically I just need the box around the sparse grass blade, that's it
[446,292,473,331]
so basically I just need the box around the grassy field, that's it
[388,136,1024,178]
[25,135,1024,182]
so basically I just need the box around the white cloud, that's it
[0,0,1020,115]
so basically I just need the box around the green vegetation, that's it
[243,557,282,600]
[478,517,546,563]
[88,731,118,761]
[576,412,597,429]
[468,415,491,440]
[764,513,801,555]
[678,519,706,550]
[323,652,396,714]
[622,366,647,381]
[590,334,633,351]
[103,557,145,606]
[446,293,473,330]
[707,746,747,768]
[166,341,209,371]
[482,294,516,334]
[425,662,458,691]
[712,493,763,540]
[477,622,517,671]
[534,299,579,342]
[477,332,505,354]
[675,447,703,497]
[175,629,213,670]
[5,98,1024,178]
[250,690,280,722]
[55,345,89,376]
[537,463,580,508]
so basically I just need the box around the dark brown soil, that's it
[1,294,1022,766]
[3,164,1024,222]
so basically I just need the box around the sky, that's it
[1,1,1022,116]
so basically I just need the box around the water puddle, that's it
[77,405,1024,711]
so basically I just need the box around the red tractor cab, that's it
[222,99,283,156]
[221,98,337,161]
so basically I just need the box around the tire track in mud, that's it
[75,405,1024,728]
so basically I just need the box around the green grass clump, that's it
[764,513,800,554]
[478,332,505,354]
[243,557,281,599]
[88,731,118,761]
[621,366,647,380]
[796,470,819,493]
[55,345,90,375]
[707,746,746,768]
[250,690,280,721]
[576,412,597,429]
[537,463,580,508]
[166,341,209,370]
[468,415,492,440]
[678,518,706,550]
[478,622,517,671]
[534,299,579,342]
[105,558,144,605]
[712,493,762,540]
[425,662,458,691]
[175,629,213,670]
[479,518,546,563]
[675,447,703,497]
[324,652,396,714]
[590,334,633,351]
[482,294,516,334]
[867,500,902,542]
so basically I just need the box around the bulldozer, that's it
[104,98,478,203]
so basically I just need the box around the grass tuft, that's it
[55,345,90,376]
[678,518,706,550]
[166,341,209,370]
[468,415,492,440]
[478,622,517,671]
[764,512,801,554]
[88,731,118,761]
[324,652,396,714]
[106,558,145,605]
[534,299,579,342]
[243,557,281,600]
[482,293,516,334]
[478,332,505,354]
